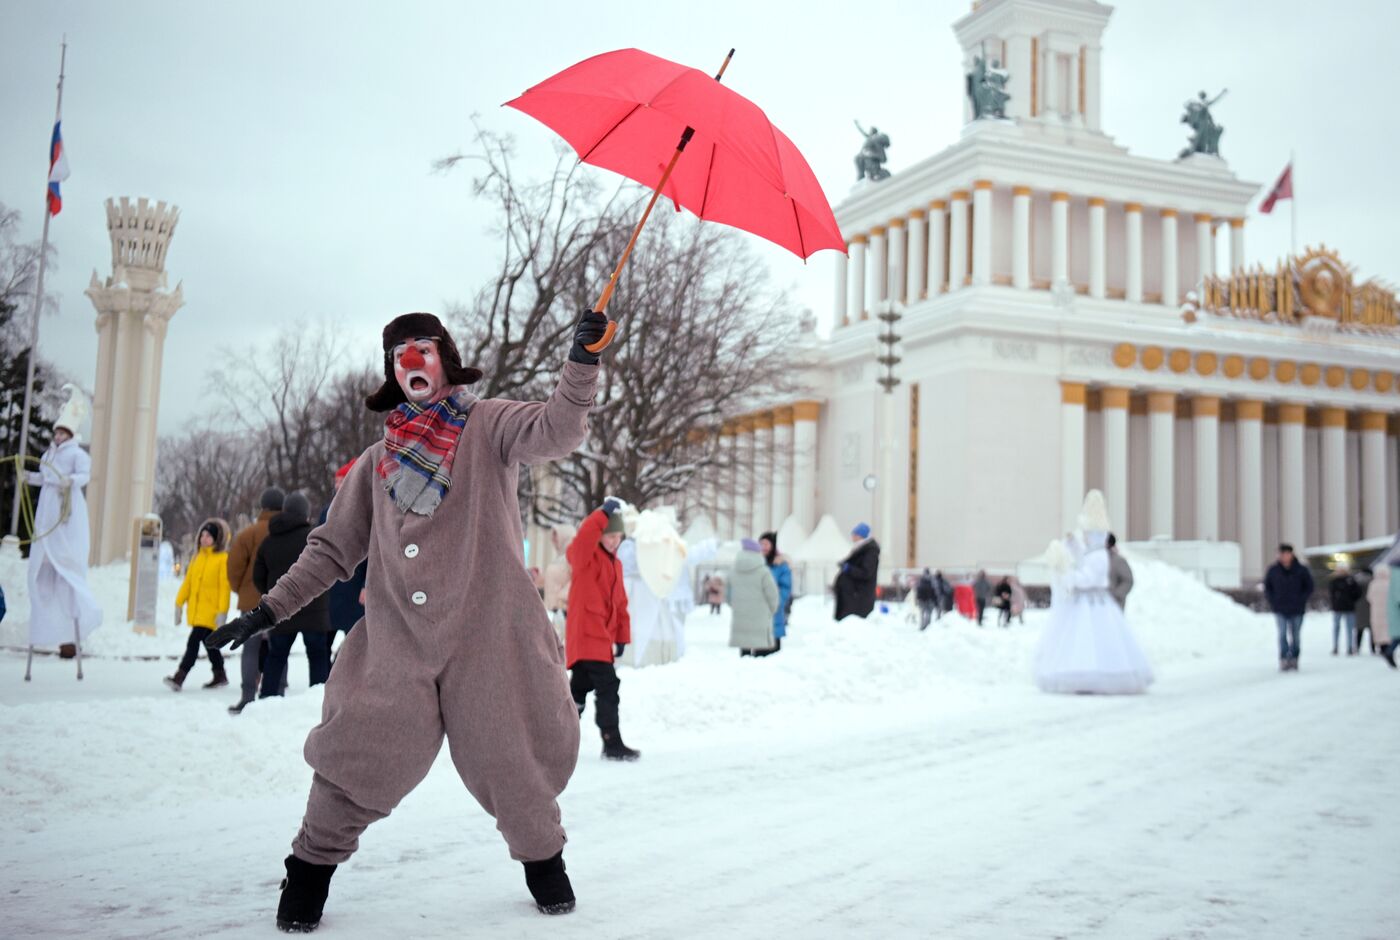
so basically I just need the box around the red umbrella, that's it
[505,47,844,351]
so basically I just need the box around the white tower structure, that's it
[85,197,183,564]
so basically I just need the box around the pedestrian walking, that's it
[758,531,792,654]
[566,498,639,760]
[914,568,938,630]
[226,486,284,714]
[705,574,726,615]
[1366,564,1394,668]
[1107,533,1134,610]
[729,538,779,655]
[994,576,1013,627]
[254,491,333,696]
[320,461,368,658]
[1264,543,1314,672]
[973,570,991,626]
[834,523,880,621]
[1009,577,1028,625]
[165,519,231,691]
[208,311,605,929]
[933,570,953,617]
[1328,562,1362,656]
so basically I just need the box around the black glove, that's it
[613,642,626,659]
[602,497,622,517]
[568,310,610,365]
[205,602,275,651]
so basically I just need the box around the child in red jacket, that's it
[566,498,640,761]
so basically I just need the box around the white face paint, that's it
[392,337,447,402]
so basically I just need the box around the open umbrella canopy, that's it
[505,48,844,261]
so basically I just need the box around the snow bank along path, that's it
[2,550,1395,937]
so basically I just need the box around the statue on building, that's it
[1178,89,1226,159]
[966,52,1011,120]
[853,121,891,182]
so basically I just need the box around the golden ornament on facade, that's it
[1349,369,1370,391]
[1112,343,1136,368]
[1199,245,1399,329]
[1299,363,1320,386]
[1223,355,1245,378]
[1376,372,1395,393]
[1248,358,1270,381]
[1324,365,1345,388]
[1141,346,1164,371]
[1168,349,1191,373]
[1275,361,1297,383]
[1194,352,1218,376]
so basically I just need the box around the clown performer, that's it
[26,384,102,669]
[208,310,608,932]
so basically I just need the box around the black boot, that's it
[203,667,229,689]
[228,696,254,715]
[276,854,337,933]
[163,668,188,692]
[522,850,576,915]
[1383,643,1397,669]
[601,729,640,761]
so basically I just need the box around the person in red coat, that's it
[566,498,639,761]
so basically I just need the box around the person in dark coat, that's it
[933,570,953,616]
[914,568,937,631]
[993,576,1013,627]
[320,460,368,655]
[1263,543,1315,672]
[973,571,992,626]
[1327,562,1362,656]
[833,523,880,621]
[254,491,333,697]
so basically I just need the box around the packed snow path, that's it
[3,582,1396,937]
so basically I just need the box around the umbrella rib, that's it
[789,194,807,262]
[579,102,643,163]
[697,142,717,219]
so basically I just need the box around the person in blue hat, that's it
[834,522,880,621]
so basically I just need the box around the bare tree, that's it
[154,427,266,554]
[438,131,800,526]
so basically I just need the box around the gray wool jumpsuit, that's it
[258,360,597,864]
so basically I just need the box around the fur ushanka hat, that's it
[364,313,483,412]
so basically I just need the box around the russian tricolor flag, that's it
[47,111,70,216]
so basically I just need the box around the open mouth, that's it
[406,372,431,395]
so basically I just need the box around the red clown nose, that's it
[399,346,426,370]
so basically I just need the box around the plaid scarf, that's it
[377,389,473,516]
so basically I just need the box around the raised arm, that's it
[486,360,599,466]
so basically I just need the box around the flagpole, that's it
[9,38,67,538]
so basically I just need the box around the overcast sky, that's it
[4,0,1398,434]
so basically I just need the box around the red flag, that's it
[1259,163,1292,214]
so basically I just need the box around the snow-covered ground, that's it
[1,549,1395,939]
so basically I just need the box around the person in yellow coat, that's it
[165,519,233,691]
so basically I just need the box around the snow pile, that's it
[1118,552,1267,664]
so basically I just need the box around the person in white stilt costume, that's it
[1033,490,1153,694]
[26,384,103,654]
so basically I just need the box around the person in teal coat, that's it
[759,531,792,656]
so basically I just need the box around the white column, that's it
[1012,186,1031,289]
[834,244,849,327]
[100,309,142,560]
[1161,209,1179,306]
[849,236,867,322]
[127,316,160,519]
[86,311,118,551]
[869,227,888,309]
[1125,202,1143,302]
[906,210,926,301]
[1051,191,1070,288]
[1061,382,1087,533]
[1088,197,1106,299]
[733,420,755,539]
[1236,401,1264,578]
[927,200,947,297]
[1193,396,1220,540]
[751,417,773,535]
[771,410,793,529]
[719,425,737,539]
[792,403,820,533]
[1102,387,1130,537]
[1148,391,1175,538]
[1279,404,1307,547]
[1194,213,1214,289]
[1321,407,1348,544]
[948,191,969,291]
[887,219,906,303]
[1229,218,1245,275]
[1362,412,1389,539]
[972,180,994,286]
[140,320,171,517]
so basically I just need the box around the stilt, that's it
[24,644,34,681]
[73,622,83,681]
